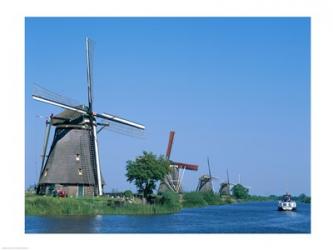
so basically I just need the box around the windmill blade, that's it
[172,161,199,171]
[39,117,52,176]
[33,95,88,115]
[96,112,145,130]
[207,157,212,178]
[99,119,145,139]
[166,131,175,159]
[86,37,94,112]
[32,84,87,115]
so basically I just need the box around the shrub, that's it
[201,192,222,205]
[183,192,208,208]
[231,184,249,199]
[224,196,234,204]
[123,190,133,198]
[297,193,311,203]
[160,191,181,209]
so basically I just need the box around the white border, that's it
[1,0,332,250]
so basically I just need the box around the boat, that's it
[278,193,297,211]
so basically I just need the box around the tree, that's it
[297,193,311,203]
[126,151,170,199]
[123,190,133,198]
[231,184,249,199]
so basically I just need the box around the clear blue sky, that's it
[25,17,310,196]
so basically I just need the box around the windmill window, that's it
[75,154,80,161]
[78,168,83,175]
[44,169,48,177]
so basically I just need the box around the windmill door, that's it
[78,185,84,197]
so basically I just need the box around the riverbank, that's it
[25,191,311,217]
[25,193,179,216]
[25,192,238,216]
[26,201,311,233]
[27,191,304,216]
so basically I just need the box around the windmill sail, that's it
[100,113,145,130]
[166,131,175,159]
[86,37,94,113]
[84,37,103,196]
[39,117,52,175]
[32,84,88,115]
[99,119,145,138]
[208,157,212,178]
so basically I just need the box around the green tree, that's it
[126,151,170,199]
[232,184,249,199]
[297,193,311,203]
[123,190,133,198]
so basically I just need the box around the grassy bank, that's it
[25,191,250,216]
[182,192,235,208]
[25,192,181,216]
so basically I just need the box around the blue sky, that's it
[25,17,310,195]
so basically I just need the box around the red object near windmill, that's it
[158,131,199,193]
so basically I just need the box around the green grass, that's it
[182,192,208,208]
[25,194,181,216]
[25,191,242,216]
[181,192,235,208]
[159,191,182,209]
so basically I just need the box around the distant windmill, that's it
[219,169,234,196]
[158,131,199,193]
[237,173,252,192]
[32,38,145,197]
[196,157,218,193]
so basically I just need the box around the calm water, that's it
[25,201,310,233]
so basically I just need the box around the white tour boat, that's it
[278,193,297,211]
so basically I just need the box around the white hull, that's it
[278,201,297,211]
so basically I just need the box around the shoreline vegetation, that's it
[25,192,230,216]
[25,192,310,216]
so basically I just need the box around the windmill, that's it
[219,169,234,196]
[158,131,198,193]
[196,157,218,193]
[236,173,252,193]
[33,38,145,197]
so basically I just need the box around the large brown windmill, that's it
[33,38,145,197]
[158,131,198,193]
